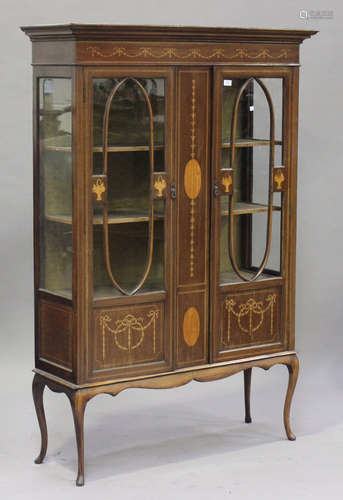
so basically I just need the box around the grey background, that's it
[1,0,342,498]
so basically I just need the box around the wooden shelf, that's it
[49,288,73,299]
[44,145,165,153]
[222,138,282,148]
[93,145,164,153]
[46,211,164,225]
[93,283,165,299]
[42,134,72,152]
[46,140,280,152]
[46,203,279,225]
[44,146,72,152]
[45,214,73,224]
[221,202,281,216]
[220,269,280,284]
[46,141,281,152]
[39,105,72,117]
[46,203,279,224]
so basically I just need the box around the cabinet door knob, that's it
[170,183,177,199]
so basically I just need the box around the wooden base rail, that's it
[32,352,299,486]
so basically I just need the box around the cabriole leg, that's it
[244,368,252,423]
[283,355,299,441]
[32,374,48,464]
[69,391,88,487]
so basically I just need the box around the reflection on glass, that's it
[220,195,246,283]
[93,78,166,297]
[39,78,72,297]
[251,211,281,272]
[93,78,165,147]
[93,218,165,298]
[220,77,283,283]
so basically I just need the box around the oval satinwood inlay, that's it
[183,307,200,347]
[184,158,201,200]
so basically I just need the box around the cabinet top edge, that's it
[20,24,318,44]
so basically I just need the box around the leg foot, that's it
[283,356,299,441]
[32,374,48,464]
[244,368,252,423]
[76,474,85,487]
[69,391,87,487]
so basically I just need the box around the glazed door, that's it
[87,68,175,379]
[211,68,292,362]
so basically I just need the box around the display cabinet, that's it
[22,24,316,486]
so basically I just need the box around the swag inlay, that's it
[224,294,276,345]
[100,309,159,358]
[85,46,290,61]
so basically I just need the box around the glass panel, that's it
[220,194,245,284]
[93,77,165,297]
[251,211,281,272]
[250,78,283,143]
[220,77,283,284]
[93,78,165,147]
[38,78,72,298]
[222,78,252,144]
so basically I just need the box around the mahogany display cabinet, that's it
[22,24,317,485]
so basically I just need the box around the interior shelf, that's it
[222,201,281,216]
[46,211,164,225]
[44,145,165,153]
[93,145,164,153]
[45,140,282,152]
[39,105,72,117]
[46,202,280,225]
[222,138,282,148]
[93,283,165,299]
[45,138,282,152]
[220,269,280,284]
[48,289,73,300]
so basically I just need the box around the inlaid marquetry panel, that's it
[218,169,233,195]
[183,307,200,347]
[92,175,107,204]
[273,167,288,191]
[219,286,282,352]
[153,172,167,199]
[77,42,299,65]
[176,291,207,367]
[184,159,202,200]
[177,69,210,286]
[39,299,73,371]
[93,302,165,370]
[175,70,210,368]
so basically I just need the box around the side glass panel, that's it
[38,78,72,297]
[220,78,283,283]
[92,78,165,298]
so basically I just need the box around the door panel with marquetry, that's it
[86,68,175,379]
[175,68,211,368]
[211,68,292,362]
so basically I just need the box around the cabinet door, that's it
[211,68,292,362]
[86,68,175,379]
